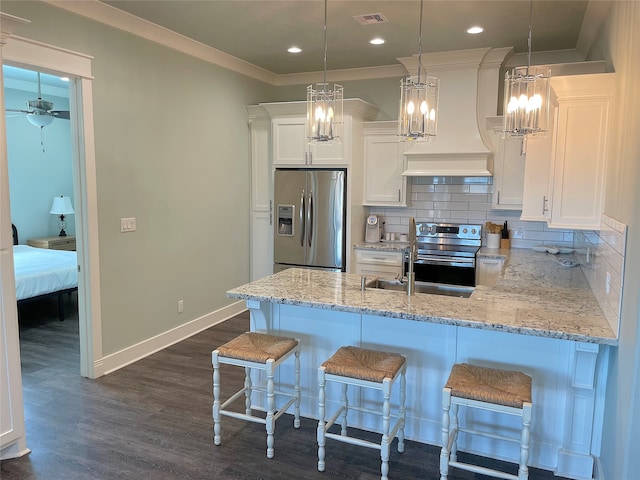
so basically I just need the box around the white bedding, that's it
[13,245,78,301]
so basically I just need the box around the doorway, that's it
[1,35,103,383]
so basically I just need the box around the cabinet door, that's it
[272,118,306,165]
[520,110,556,222]
[492,135,526,210]
[548,99,609,229]
[363,135,407,206]
[308,139,345,165]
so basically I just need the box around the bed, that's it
[13,224,78,321]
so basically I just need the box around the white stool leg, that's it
[317,366,327,472]
[450,403,459,462]
[340,383,349,436]
[440,387,452,480]
[519,402,532,480]
[265,359,275,459]
[398,365,406,453]
[212,351,221,446]
[380,378,392,480]
[294,348,301,428]
[244,366,252,415]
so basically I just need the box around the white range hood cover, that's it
[398,48,511,177]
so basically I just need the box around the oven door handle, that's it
[413,256,475,267]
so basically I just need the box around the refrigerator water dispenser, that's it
[277,205,294,236]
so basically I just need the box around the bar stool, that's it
[212,331,300,458]
[317,346,407,480]
[440,363,533,480]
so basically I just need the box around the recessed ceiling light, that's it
[370,38,385,45]
[288,46,302,53]
[467,26,484,34]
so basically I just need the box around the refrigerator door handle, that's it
[308,191,314,247]
[299,190,306,247]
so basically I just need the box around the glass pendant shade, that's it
[503,65,551,136]
[399,68,439,140]
[26,111,54,127]
[307,83,343,142]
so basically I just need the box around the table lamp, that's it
[49,195,74,236]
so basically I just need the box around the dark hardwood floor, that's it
[2,296,569,480]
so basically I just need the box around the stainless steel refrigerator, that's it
[274,168,346,272]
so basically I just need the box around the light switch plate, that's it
[121,217,136,232]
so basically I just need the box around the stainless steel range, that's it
[407,223,482,287]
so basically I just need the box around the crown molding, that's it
[42,0,408,86]
[42,0,277,84]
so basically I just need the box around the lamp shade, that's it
[27,112,54,127]
[49,196,74,215]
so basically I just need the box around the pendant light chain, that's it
[322,0,327,89]
[526,0,533,75]
[398,0,439,140]
[503,0,551,137]
[417,0,424,84]
[306,0,343,143]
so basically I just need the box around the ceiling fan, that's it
[5,71,70,127]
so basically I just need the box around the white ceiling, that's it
[100,0,595,75]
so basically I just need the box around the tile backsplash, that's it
[369,177,574,248]
[575,215,627,335]
[368,177,627,335]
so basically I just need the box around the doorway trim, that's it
[3,35,103,379]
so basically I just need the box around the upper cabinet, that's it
[363,121,410,207]
[272,116,345,166]
[486,117,526,210]
[521,73,615,229]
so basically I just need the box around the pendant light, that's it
[503,0,550,137]
[398,0,439,141]
[306,0,343,143]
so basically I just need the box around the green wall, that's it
[2,1,275,355]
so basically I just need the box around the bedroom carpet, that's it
[2,299,570,480]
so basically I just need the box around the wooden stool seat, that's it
[322,346,406,382]
[446,363,532,408]
[440,363,533,480]
[217,332,299,363]
[212,332,301,459]
[318,346,407,480]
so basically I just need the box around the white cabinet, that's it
[272,117,306,165]
[247,106,273,281]
[271,112,345,166]
[520,119,555,222]
[362,121,410,207]
[475,256,505,286]
[355,249,403,279]
[486,117,526,210]
[547,74,613,229]
[520,73,614,229]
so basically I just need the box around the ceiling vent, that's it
[353,13,389,25]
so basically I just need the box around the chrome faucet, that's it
[406,217,417,296]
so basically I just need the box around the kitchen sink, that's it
[367,278,474,298]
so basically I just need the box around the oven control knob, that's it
[462,228,468,234]
[471,228,477,234]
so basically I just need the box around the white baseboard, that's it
[100,301,246,375]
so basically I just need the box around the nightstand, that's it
[27,235,76,251]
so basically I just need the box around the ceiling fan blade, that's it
[5,108,32,114]
[51,110,70,120]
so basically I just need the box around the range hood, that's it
[398,48,511,177]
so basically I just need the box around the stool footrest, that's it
[454,426,522,444]
[326,432,381,451]
[449,460,519,480]
[221,410,266,425]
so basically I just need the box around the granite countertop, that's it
[227,249,616,345]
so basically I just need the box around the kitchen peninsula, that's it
[227,250,615,479]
